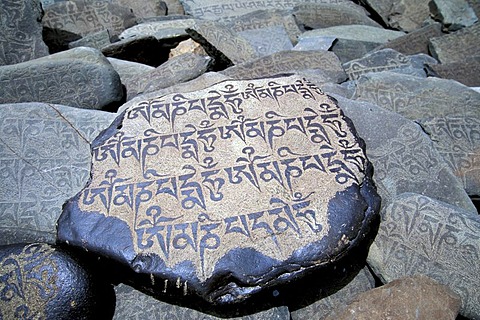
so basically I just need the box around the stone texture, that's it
[221,51,346,83]
[107,58,155,86]
[429,0,478,31]
[57,75,380,313]
[238,26,293,57]
[0,0,49,66]
[42,0,137,52]
[126,53,212,100]
[68,29,112,50]
[0,47,123,110]
[367,193,480,319]
[114,283,290,319]
[290,267,375,320]
[426,56,480,87]
[335,95,476,212]
[163,0,185,14]
[0,243,115,319]
[293,37,336,52]
[169,39,207,59]
[325,275,461,320]
[429,23,480,63]
[114,0,167,20]
[119,17,196,41]
[0,102,116,245]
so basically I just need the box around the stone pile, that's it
[1,0,479,319]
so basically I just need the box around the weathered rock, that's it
[429,0,478,31]
[429,23,480,63]
[114,0,167,21]
[114,283,290,319]
[467,0,480,17]
[126,53,212,100]
[68,29,112,50]
[119,17,196,41]
[367,193,480,319]
[374,23,444,56]
[0,102,116,245]
[293,37,336,52]
[187,20,259,68]
[107,58,155,86]
[163,0,185,14]
[0,243,115,319]
[239,26,293,57]
[293,3,381,29]
[169,39,207,59]
[221,51,346,83]
[57,75,380,314]
[335,95,476,212]
[325,275,461,320]
[426,56,480,87]
[290,267,375,320]
[352,71,480,120]
[42,0,137,52]
[0,0,49,66]
[342,49,437,80]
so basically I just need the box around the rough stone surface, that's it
[57,75,380,313]
[68,29,112,50]
[426,56,480,87]
[0,102,116,245]
[429,0,478,31]
[125,53,212,100]
[293,37,336,52]
[325,275,461,320]
[169,39,207,59]
[0,243,115,319]
[429,23,480,63]
[0,47,123,110]
[367,193,480,319]
[335,95,476,212]
[114,0,167,20]
[119,18,196,40]
[107,58,155,86]
[0,0,49,66]
[290,267,375,320]
[221,51,346,83]
[239,26,293,57]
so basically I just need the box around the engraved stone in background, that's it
[107,58,155,86]
[429,23,480,64]
[57,75,380,311]
[325,275,462,320]
[119,17,196,40]
[335,95,476,213]
[0,243,115,319]
[221,51,346,83]
[426,56,480,87]
[429,0,478,31]
[114,0,167,21]
[467,0,480,17]
[239,26,293,57]
[0,47,123,110]
[68,29,112,50]
[367,193,480,319]
[0,0,49,66]
[292,36,336,52]
[0,103,116,245]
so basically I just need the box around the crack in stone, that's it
[47,103,90,145]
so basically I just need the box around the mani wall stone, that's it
[68,29,112,50]
[429,23,480,64]
[0,103,116,245]
[0,0,49,66]
[0,243,116,319]
[119,17,196,41]
[367,193,480,319]
[238,26,293,57]
[221,51,346,83]
[427,56,480,87]
[107,57,155,86]
[114,0,167,21]
[429,0,478,31]
[0,47,123,110]
[293,36,336,52]
[57,75,380,310]
[325,275,462,320]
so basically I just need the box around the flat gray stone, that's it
[221,51,346,83]
[114,0,167,20]
[429,23,480,63]
[429,0,478,31]
[367,193,480,319]
[68,29,112,50]
[119,18,196,40]
[239,26,293,57]
[293,36,336,52]
[427,56,480,87]
[0,47,123,110]
[0,103,116,245]
[335,95,476,212]
[0,0,49,66]
[107,58,155,87]
[467,0,480,17]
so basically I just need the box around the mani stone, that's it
[429,23,480,64]
[119,17,196,41]
[113,0,167,21]
[429,0,478,31]
[68,29,112,50]
[57,75,380,312]
[325,275,461,320]
[334,95,476,213]
[293,36,336,52]
[0,102,116,245]
[426,56,480,87]
[238,26,293,57]
[107,58,155,86]
[221,51,347,83]
[367,193,480,319]
[0,0,49,66]
[114,284,290,319]
[0,47,123,110]
[42,0,137,52]
[125,53,212,100]
[0,243,115,319]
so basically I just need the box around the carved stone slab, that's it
[429,0,478,31]
[293,36,336,52]
[0,103,116,245]
[0,47,123,110]
[107,58,155,86]
[68,29,112,50]
[57,75,380,310]
[119,18,197,40]
[114,0,167,20]
[429,23,480,63]
[0,0,49,66]
[238,26,293,57]
[0,243,115,319]
[367,193,480,319]
[426,56,480,87]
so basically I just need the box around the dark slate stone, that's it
[0,47,123,110]
[429,23,480,63]
[292,36,336,51]
[238,26,293,57]
[429,0,478,31]
[220,51,346,83]
[107,58,155,86]
[57,75,380,315]
[119,17,196,41]
[426,56,480,87]
[0,103,116,245]
[367,193,480,319]
[0,243,115,319]
[68,29,112,50]
[0,0,49,66]
[114,0,167,21]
